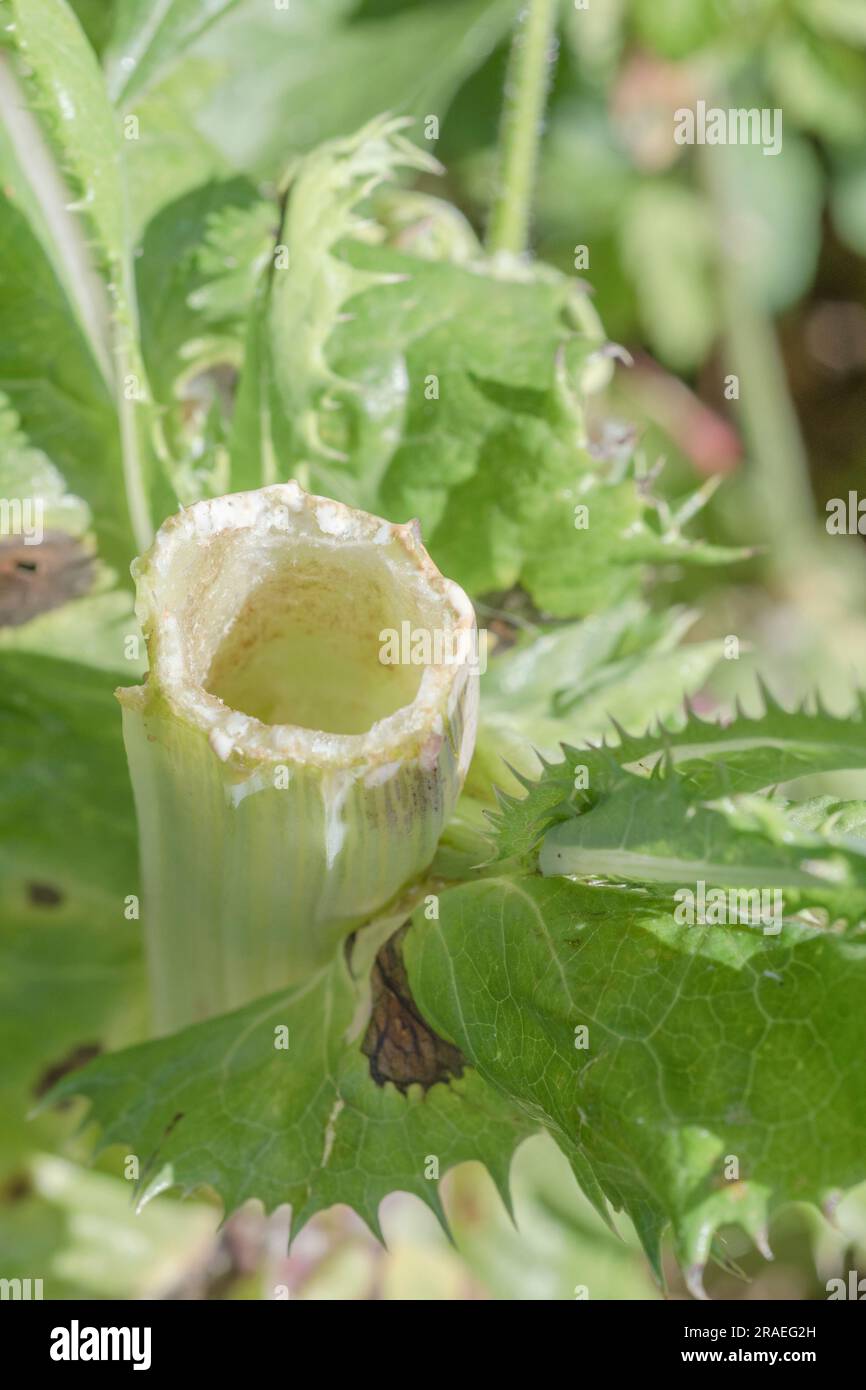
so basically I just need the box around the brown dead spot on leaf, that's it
[27,881,64,908]
[163,1111,185,1138]
[0,1171,33,1204]
[34,1042,102,1101]
[0,532,94,627]
[362,926,464,1094]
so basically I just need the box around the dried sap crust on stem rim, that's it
[119,481,479,774]
[118,483,480,1031]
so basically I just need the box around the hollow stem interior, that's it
[205,541,423,733]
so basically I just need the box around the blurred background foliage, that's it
[2,0,865,1299]
[66,0,866,707]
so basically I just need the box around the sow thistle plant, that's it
[123,481,479,1032]
[1,0,865,1300]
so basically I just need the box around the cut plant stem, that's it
[486,0,559,257]
[120,484,479,1035]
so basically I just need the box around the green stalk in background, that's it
[700,144,818,584]
[486,0,559,257]
[120,484,479,1035]
[702,142,866,705]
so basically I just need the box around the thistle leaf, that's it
[48,942,536,1240]
[405,874,866,1287]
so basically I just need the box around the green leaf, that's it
[0,893,144,1178]
[308,236,662,610]
[0,60,113,384]
[462,603,723,858]
[0,1189,82,1298]
[68,1,121,58]
[0,653,144,1179]
[539,774,866,894]
[137,178,270,398]
[478,601,721,763]
[182,0,518,178]
[768,26,866,146]
[0,630,143,1181]
[709,139,823,315]
[799,0,866,45]
[20,1155,218,1300]
[104,0,244,106]
[4,0,126,275]
[188,198,276,327]
[487,694,866,862]
[608,692,866,795]
[405,873,866,1288]
[0,394,141,667]
[230,119,740,612]
[230,114,443,493]
[787,794,866,840]
[0,137,126,566]
[49,937,536,1238]
[619,183,716,372]
[516,469,747,617]
[631,0,741,61]
[111,0,517,231]
[0,394,91,539]
[0,653,136,896]
[135,177,276,502]
[3,0,162,554]
[0,1145,216,1299]
[116,62,232,237]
